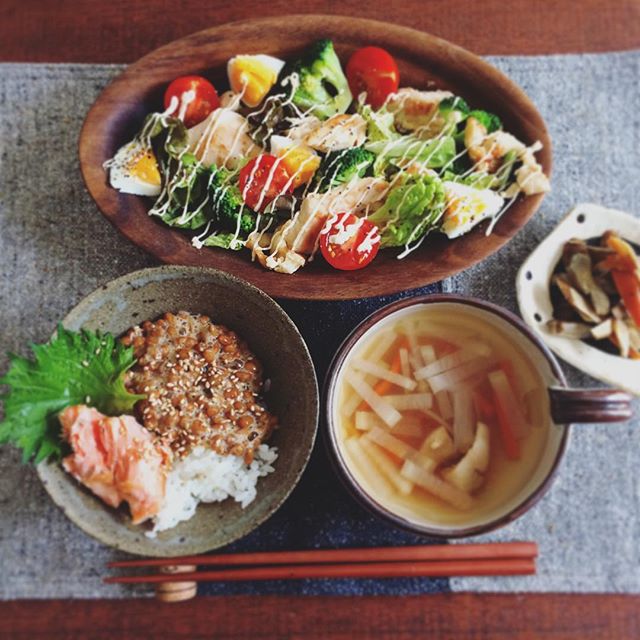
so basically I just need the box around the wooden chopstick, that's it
[108,541,538,569]
[105,557,536,585]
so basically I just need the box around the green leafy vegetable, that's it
[468,109,502,133]
[0,326,144,463]
[358,103,399,143]
[367,135,456,176]
[368,173,446,247]
[202,232,245,250]
[313,147,376,192]
[157,155,212,230]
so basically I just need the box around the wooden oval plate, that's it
[79,15,552,300]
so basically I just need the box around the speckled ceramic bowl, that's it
[37,266,318,557]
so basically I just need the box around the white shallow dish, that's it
[516,203,640,396]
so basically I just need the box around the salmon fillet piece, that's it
[60,405,168,524]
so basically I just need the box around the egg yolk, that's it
[127,150,161,186]
[229,57,278,108]
[278,146,321,188]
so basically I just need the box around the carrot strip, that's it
[489,368,521,460]
[611,270,640,327]
[472,389,495,423]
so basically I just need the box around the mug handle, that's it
[549,388,634,424]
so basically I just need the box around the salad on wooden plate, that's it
[106,39,549,275]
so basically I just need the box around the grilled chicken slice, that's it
[187,109,261,170]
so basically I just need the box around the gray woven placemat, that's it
[0,51,639,598]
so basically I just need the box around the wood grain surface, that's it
[3,1,640,637]
[1,594,639,639]
[1,0,640,63]
[78,15,551,299]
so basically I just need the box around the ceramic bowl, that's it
[324,294,632,538]
[517,203,640,395]
[37,266,318,557]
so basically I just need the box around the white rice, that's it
[148,444,278,536]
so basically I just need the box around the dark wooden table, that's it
[1,1,639,638]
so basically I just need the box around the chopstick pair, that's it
[105,541,538,585]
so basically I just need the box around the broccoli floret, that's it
[468,109,502,133]
[313,146,375,192]
[438,96,470,120]
[209,168,257,234]
[279,39,352,120]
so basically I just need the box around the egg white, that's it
[108,140,161,197]
[441,181,504,239]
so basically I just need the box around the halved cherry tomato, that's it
[163,75,220,128]
[346,46,399,109]
[238,154,293,212]
[320,212,380,271]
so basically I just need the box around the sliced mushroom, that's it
[611,304,626,320]
[553,274,601,323]
[613,318,631,357]
[628,324,640,351]
[590,318,613,340]
[565,253,611,316]
[561,238,589,268]
[546,320,592,339]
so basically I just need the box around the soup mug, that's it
[324,294,633,538]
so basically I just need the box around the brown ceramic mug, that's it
[324,294,633,538]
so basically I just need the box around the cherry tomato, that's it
[238,155,293,212]
[163,75,220,128]
[320,212,381,271]
[346,46,400,109]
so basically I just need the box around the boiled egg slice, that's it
[108,140,161,197]
[441,181,504,238]
[228,54,285,108]
[270,135,320,189]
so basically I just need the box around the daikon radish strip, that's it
[422,407,453,432]
[360,436,414,495]
[415,343,491,380]
[524,387,547,429]
[385,393,434,412]
[435,390,454,420]
[345,438,393,498]
[443,422,490,492]
[345,371,402,427]
[418,344,448,410]
[400,459,473,510]
[343,331,397,416]
[399,348,411,380]
[420,426,457,467]
[391,420,425,438]
[452,388,476,452]
[420,345,437,365]
[354,411,380,431]
[352,358,417,391]
[488,369,530,439]
[363,330,397,362]
[368,426,417,459]
[354,412,423,437]
[427,357,493,393]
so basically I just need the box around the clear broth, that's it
[336,305,550,528]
